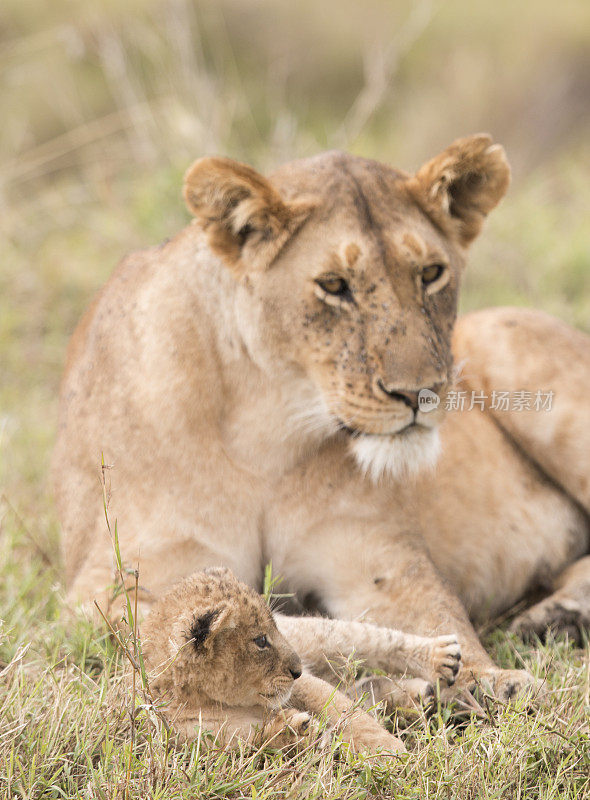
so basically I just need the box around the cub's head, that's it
[142,567,302,709]
[184,135,510,480]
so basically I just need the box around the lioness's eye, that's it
[254,634,269,649]
[316,276,350,298]
[421,264,445,286]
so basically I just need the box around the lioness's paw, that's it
[483,668,539,705]
[510,599,589,646]
[430,634,461,686]
[449,667,539,708]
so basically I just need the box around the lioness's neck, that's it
[187,237,332,479]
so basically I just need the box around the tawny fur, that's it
[54,134,590,707]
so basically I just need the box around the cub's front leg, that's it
[172,706,312,749]
[290,672,406,755]
[275,615,461,687]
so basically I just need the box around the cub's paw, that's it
[263,709,314,747]
[338,712,406,755]
[284,709,314,736]
[355,675,434,713]
[351,727,406,756]
[429,634,461,686]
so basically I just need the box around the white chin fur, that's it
[267,686,293,710]
[350,427,441,483]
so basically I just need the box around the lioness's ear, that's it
[183,157,315,274]
[407,134,510,247]
[187,605,233,650]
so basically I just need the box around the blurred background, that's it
[1,0,589,553]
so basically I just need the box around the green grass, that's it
[1,0,590,796]
[1,511,589,798]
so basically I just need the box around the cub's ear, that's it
[187,605,233,651]
[183,157,315,274]
[407,134,510,247]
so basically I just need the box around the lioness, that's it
[141,566,460,750]
[54,134,590,704]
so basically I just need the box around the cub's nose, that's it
[288,653,302,680]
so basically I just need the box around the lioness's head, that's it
[142,567,302,710]
[184,135,510,480]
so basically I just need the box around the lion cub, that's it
[141,568,461,752]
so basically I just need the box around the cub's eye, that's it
[421,264,445,286]
[315,276,350,298]
[253,634,269,649]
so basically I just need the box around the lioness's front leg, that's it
[339,533,536,703]
[510,555,590,644]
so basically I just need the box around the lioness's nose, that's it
[289,666,302,680]
[375,379,444,411]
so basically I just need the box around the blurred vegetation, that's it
[0,2,589,795]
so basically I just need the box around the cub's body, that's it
[141,568,460,750]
